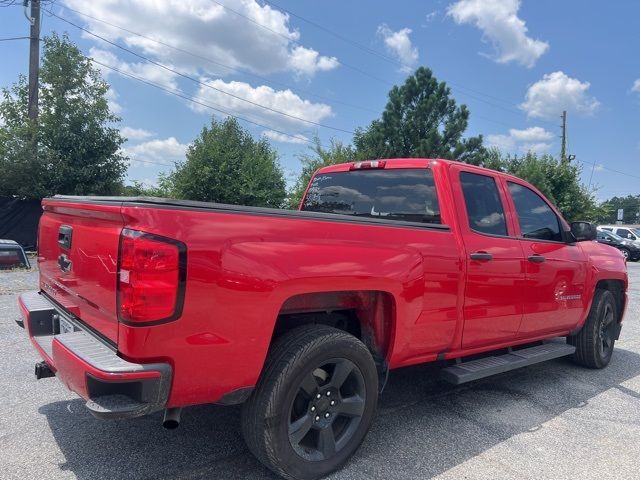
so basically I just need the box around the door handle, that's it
[470,252,493,261]
[58,225,73,250]
[528,254,545,263]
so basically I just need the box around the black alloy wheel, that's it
[242,325,378,480]
[288,359,366,461]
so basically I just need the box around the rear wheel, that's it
[568,289,618,368]
[242,325,378,480]
[620,248,630,261]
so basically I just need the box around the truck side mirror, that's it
[570,222,597,242]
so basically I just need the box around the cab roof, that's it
[315,158,523,183]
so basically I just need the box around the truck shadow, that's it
[39,347,640,480]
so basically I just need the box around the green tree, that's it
[120,176,173,197]
[0,79,42,196]
[353,67,485,164]
[596,195,640,224]
[485,150,599,222]
[288,136,356,208]
[0,33,127,198]
[168,117,286,207]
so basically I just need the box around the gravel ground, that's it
[1,264,639,480]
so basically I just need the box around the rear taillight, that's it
[117,229,186,325]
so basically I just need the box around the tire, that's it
[568,289,618,368]
[242,325,378,480]
[620,248,630,261]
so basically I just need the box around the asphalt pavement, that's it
[1,264,639,480]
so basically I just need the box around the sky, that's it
[1,0,638,201]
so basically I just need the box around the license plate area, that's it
[58,316,77,334]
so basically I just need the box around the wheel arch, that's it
[272,290,396,391]
[595,279,625,323]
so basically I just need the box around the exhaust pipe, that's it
[162,407,182,429]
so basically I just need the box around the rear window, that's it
[302,169,441,224]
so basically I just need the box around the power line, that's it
[89,57,325,148]
[207,0,395,87]
[212,0,561,130]
[576,159,640,182]
[57,4,379,115]
[48,3,567,152]
[0,36,31,41]
[262,0,400,65]
[262,0,555,116]
[128,158,174,168]
[47,9,355,135]
[52,3,553,132]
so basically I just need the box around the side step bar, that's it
[441,342,576,385]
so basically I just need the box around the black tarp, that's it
[0,197,43,250]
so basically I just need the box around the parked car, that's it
[599,225,640,243]
[16,159,627,480]
[596,229,640,261]
[0,239,30,269]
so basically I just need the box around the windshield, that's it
[302,168,441,224]
[599,230,625,241]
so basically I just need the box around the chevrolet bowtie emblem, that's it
[57,254,72,273]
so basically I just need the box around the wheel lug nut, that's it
[316,394,321,399]
[311,406,316,412]
[315,415,320,421]
[330,400,335,406]
[326,391,331,396]
[325,412,330,418]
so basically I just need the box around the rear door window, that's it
[302,169,441,224]
[508,182,562,242]
[459,172,508,236]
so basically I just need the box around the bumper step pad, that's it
[19,291,172,419]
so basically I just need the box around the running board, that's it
[441,343,576,385]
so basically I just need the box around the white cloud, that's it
[121,126,155,141]
[632,79,640,93]
[508,126,554,142]
[64,0,338,79]
[263,130,309,144]
[447,0,548,68]
[287,46,338,77]
[377,24,419,72]
[123,137,188,167]
[487,126,554,154]
[520,71,600,119]
[425,11,439,22]
[190,78,333,132]
[89,47,179,91]
[486,133,516,152]
[594,163,605,172]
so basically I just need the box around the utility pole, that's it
[560,110,567,162]
[26,0,41,121]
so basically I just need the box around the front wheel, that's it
[620,248,630,261]
[242,325,378,480]
[568,289,618,368]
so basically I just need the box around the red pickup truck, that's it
[18,158,627,480]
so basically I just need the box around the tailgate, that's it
[38,199,124,343]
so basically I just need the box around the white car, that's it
[598,225,640,244]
